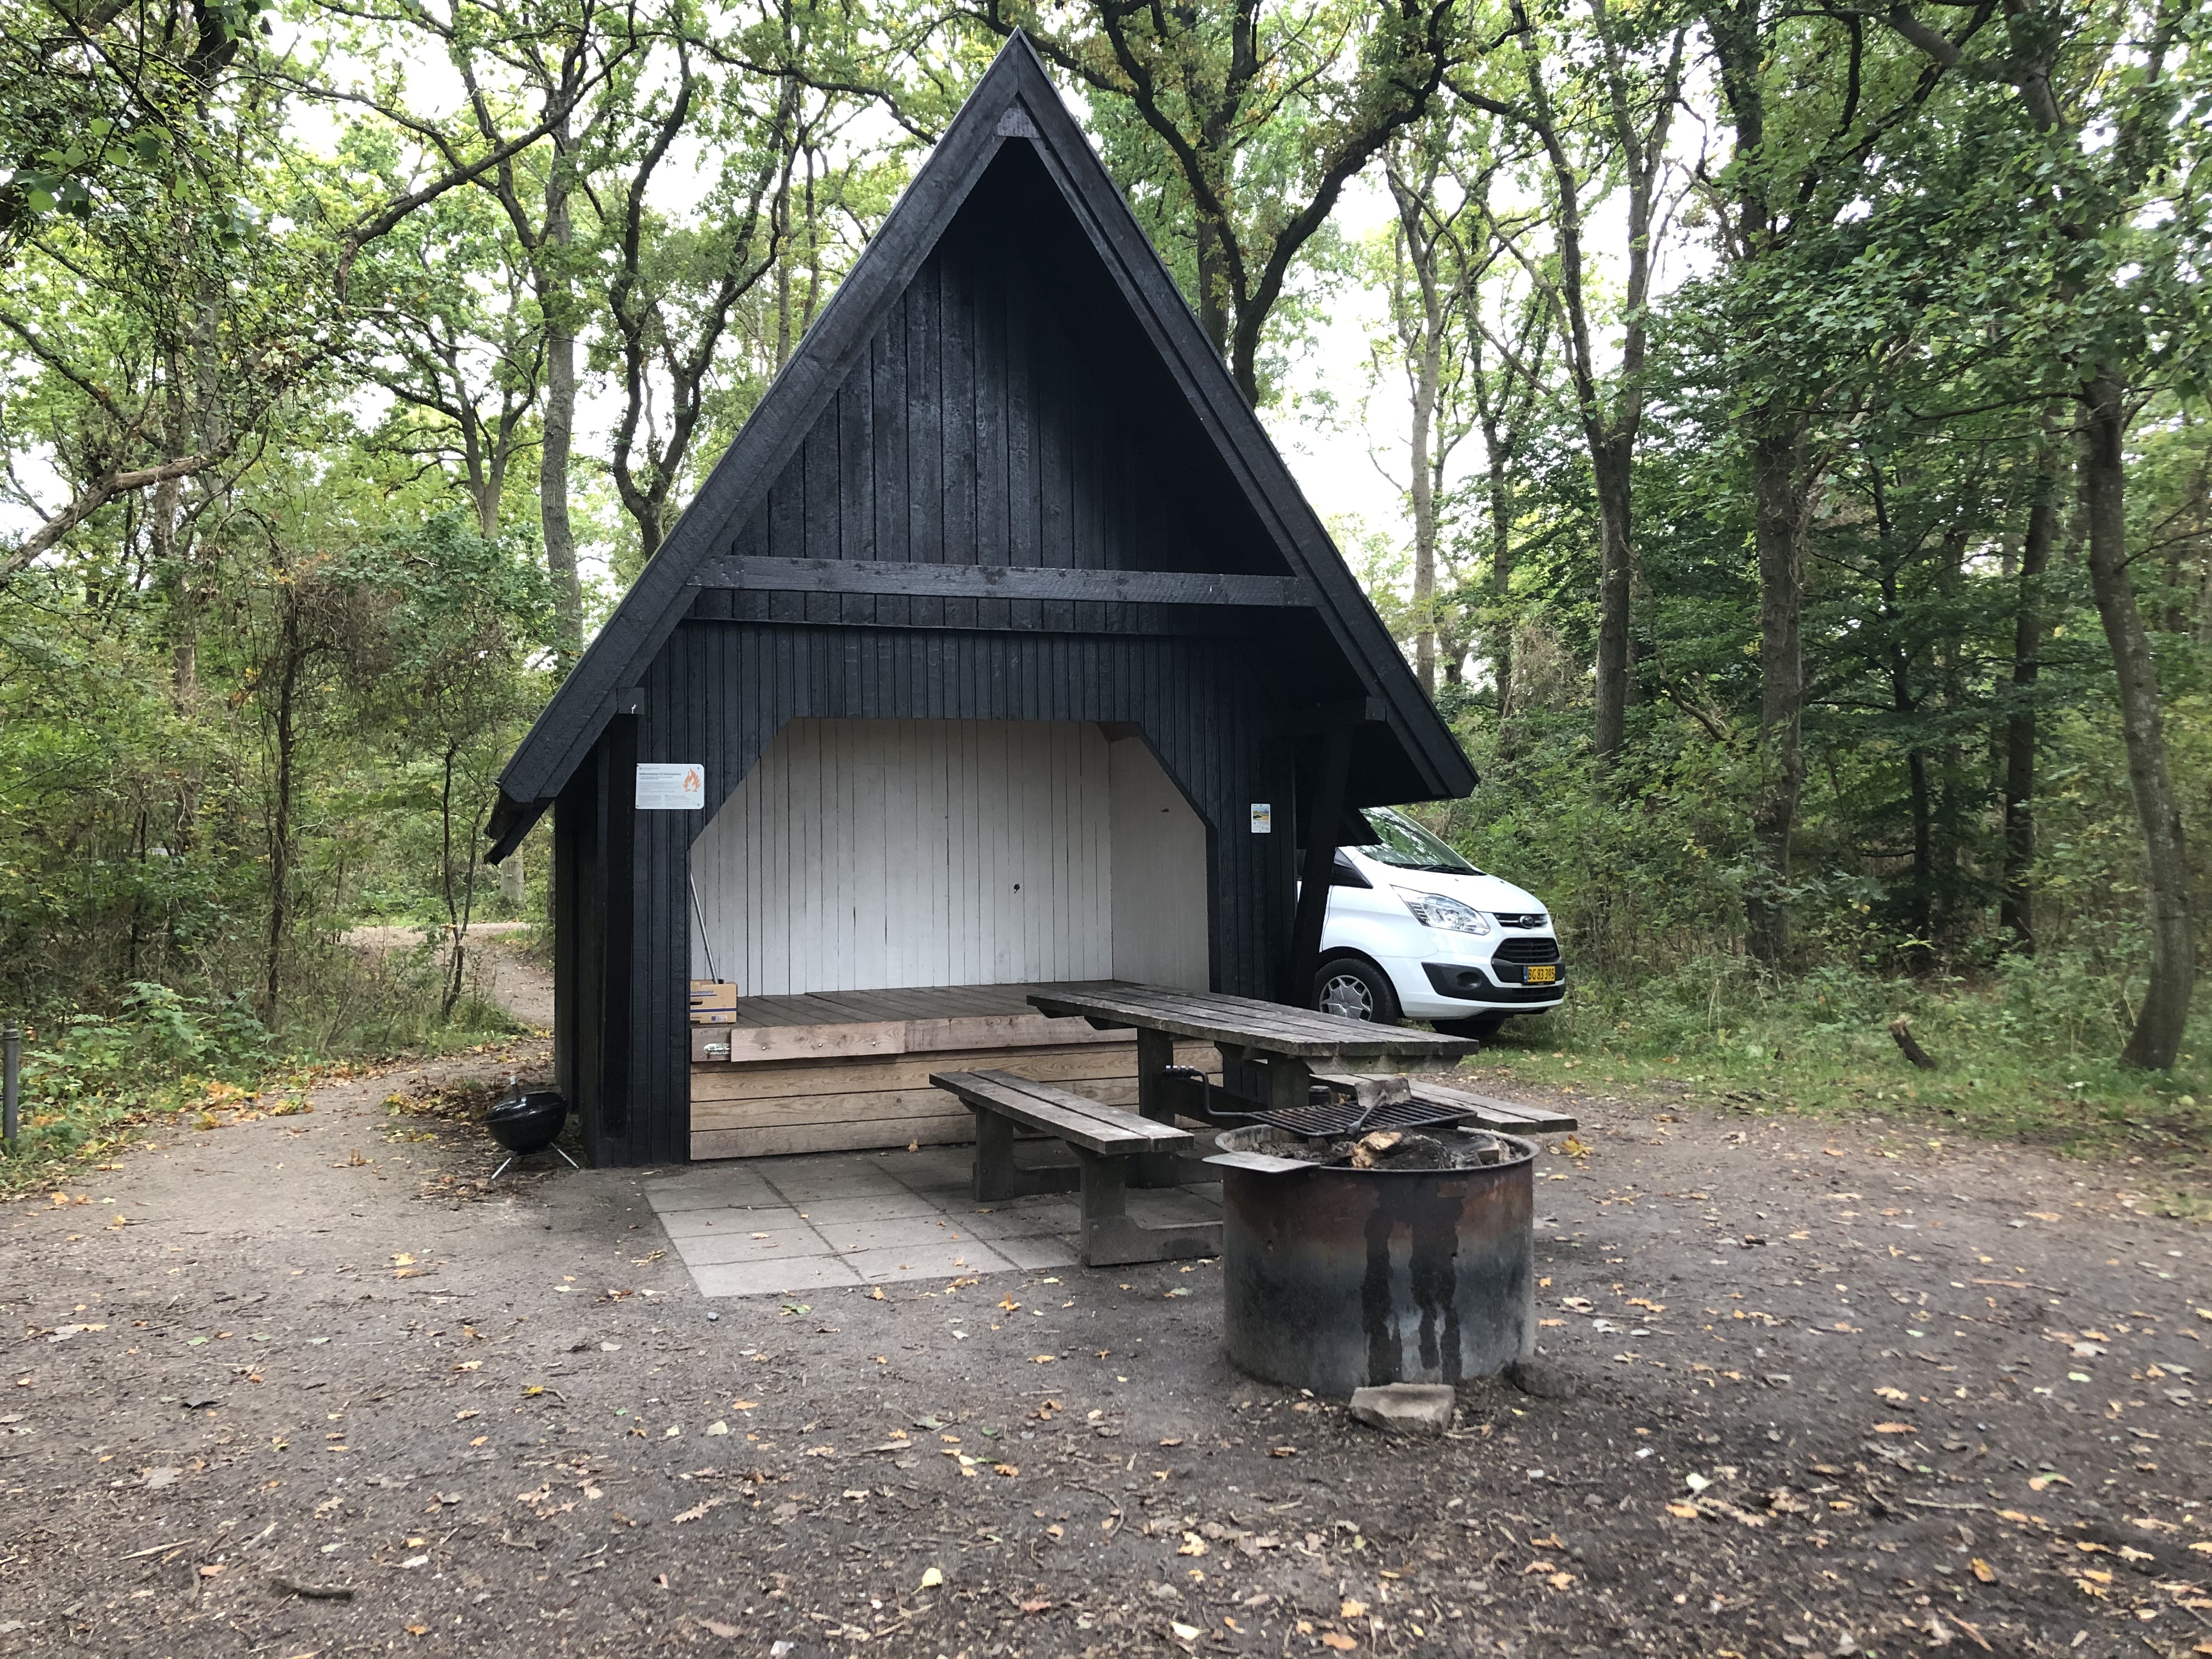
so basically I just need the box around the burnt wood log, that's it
[1888,1017,1937,1071]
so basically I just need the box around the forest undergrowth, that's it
[0,940,521,1197]
[1475,953,2212,1215]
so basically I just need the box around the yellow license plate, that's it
[1525,964,1558,984]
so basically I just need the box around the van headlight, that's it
[1394,887,1492,935]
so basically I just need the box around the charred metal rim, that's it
[1214,1124,1538,1175]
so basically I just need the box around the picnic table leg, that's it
[1131,1028,1190,1188]
[1073,1150,1222,1267]
[969,1106,1081,1204]
[1267,1054,1313,1116]
[1135,1028,1176,1124]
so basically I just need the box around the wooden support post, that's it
[1135,1028,1177,1123]
[1130,1026,1185,1188]
[1284,721,1355,1006]
[1267,1053,1313,1116]
[1073,1150,1222,1267]
[969,1107,1080,1203]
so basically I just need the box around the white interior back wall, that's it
[689,718,1209,996]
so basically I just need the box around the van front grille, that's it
[1493,937,1561,965]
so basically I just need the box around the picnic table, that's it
[1026,981,1482,1118]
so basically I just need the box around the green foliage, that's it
[0,950,522,1194]
[1477,949,2210,1177]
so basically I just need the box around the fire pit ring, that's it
[1209,1125,1536,1395]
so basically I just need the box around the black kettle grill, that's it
[486,1080,580,1179]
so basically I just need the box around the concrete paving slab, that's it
[788,1190,947,1224]
[993,1234,1080,1270]
[657,1150,1215,1297]
[759,1163,915,1203]
[838,1241,1016,1282]
[655,1204,805,1240]
[671,1222,832,1267]
[646,1182,782,1215]
[809,1215,986,1254]
[1126,1188,1223,1226]
[958,1201,1084,1240]
[687,1256,862,1297]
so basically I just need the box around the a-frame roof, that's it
[488,32,1472,859]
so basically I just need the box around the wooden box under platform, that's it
[687,982,1217,1161]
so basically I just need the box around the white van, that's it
[1310,806,1565,1039]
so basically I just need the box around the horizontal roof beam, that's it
[692,556,1312,609]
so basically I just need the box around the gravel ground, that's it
[2,1048,2208,1659]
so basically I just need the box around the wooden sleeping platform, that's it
[687,981,1217,1161]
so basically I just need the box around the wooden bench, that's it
[1310,1072,1580,1135]
[928,1069,1222,1267]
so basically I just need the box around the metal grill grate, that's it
[1247,1096,1471,1138]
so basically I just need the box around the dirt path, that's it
[2,1058,2206,1658]
[341,924,555,1031]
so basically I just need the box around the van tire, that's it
[1312,956,1401,1025]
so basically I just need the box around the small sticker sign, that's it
[636,763,706,810]
[1249,803,1272,834]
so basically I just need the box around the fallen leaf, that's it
[1321,1634,1357,1652]
[1268,1446,1297,1458]
[1341,1599,1367,1617]
[1173,1623,1204,1643]
[2029,1473,2072,1491]
[1970,1558,1994,1583]
[1667,1501,1700,1517]
[701,1621,740,1638]
[1547,1571,1575,1589]
[1874,1386,1910,1403]
[1019,1598,1052,1614]
[1871,1422,1916,1435]
[1178,1533,1207,1556]
[919,1566,943,1589]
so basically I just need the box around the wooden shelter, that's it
[486,35,1475,1168]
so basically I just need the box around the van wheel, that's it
[1434,1014,1509,1040]
[1313,957,1401,1025]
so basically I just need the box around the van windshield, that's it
[1350,806,1481,875]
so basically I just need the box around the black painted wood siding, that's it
[567,622,1296,1167]
[696,168,1303,644]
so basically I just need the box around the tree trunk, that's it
[2000,427,2063,952]
[1194,217,1231,366]
[1487,450,1513,726]
[1746,421,1807,969]
[1409,325,1440,694]
[1590,433,1634,763]
[538,144,583,663]
[440,742,467,1020]
[264,601,304,1023]
[2079,372,2192,1068]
